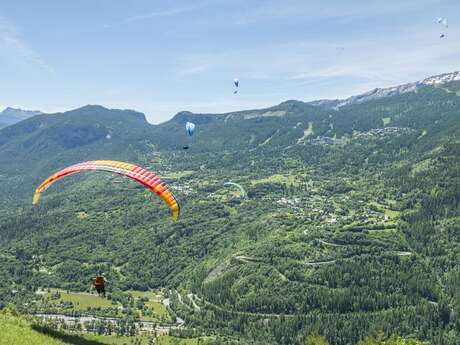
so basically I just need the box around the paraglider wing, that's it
[224,182,246,198]
[437,17,448,28]
[185,122,195,137]
[33,160,180,221]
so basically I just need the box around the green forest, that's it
[0,81,459,344]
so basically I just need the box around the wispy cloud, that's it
[232,0,440,25]
[0,17,53,74]
[177,65,208,76]
[124,4,204,23]
[101,3,207,29]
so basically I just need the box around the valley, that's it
[0,74,459,344]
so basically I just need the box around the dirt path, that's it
[201,300,296,318]
[233,255,262,263]
[395,251,413,256]
[318,239,346,247]
[187,293,201,311]
[305,259,336,266]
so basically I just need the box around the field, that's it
[127,290,171,320]
[43,289,114,310]
[36,289,171,322]
[155,336,199,345]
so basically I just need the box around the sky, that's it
[0,0,459,123]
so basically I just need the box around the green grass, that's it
[127,290,162,300]
[224,205,239,216]
[368,202,400,220]
[45,289,114,310]
[411,158,432,175]
[0,311,90,345]
[252,174,297,186]
[82,334,151,344]
[160,171,194,179]
[0,310,194,345]
[143,300,170,320]
[382,117,391,126]
[156,335,199,345]
[127,290,171,321]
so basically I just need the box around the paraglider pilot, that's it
[93,272,107,297]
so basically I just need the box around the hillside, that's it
[0,107,43,129]
[0,310,83,345]
[0,72,459,345]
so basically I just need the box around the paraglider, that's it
[233,78,239,94]
[186,121,195,136]
[224,182,246,198]
[437,17,448,38]
[33,160,180,221]
[437,17,448,28]
[93,273,107,297]
[184,121,196,149]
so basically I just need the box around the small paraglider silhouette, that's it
[437,17,448,38]
[437,17,448,28]
[233,78,239,94]
[224,182,246,198]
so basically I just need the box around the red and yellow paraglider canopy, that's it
[33,160,180,221]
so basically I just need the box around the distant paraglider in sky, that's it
[233,78,239,94]
[224,182,246,198]
[437,17,448,28]
[437,17,448,38]
[184,121,196,149]
[33,160,180,221]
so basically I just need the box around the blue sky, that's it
[0,0,459,123]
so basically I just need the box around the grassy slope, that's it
[0,310,198,345]
[0,311,78,345]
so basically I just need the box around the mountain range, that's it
[0,107,43,129]
[0,72,459,345]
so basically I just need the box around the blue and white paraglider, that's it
[183,122,196,150]
[186,121,195,136]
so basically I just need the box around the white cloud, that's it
[0,17,53,74]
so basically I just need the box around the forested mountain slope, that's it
[0,73,459,345]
